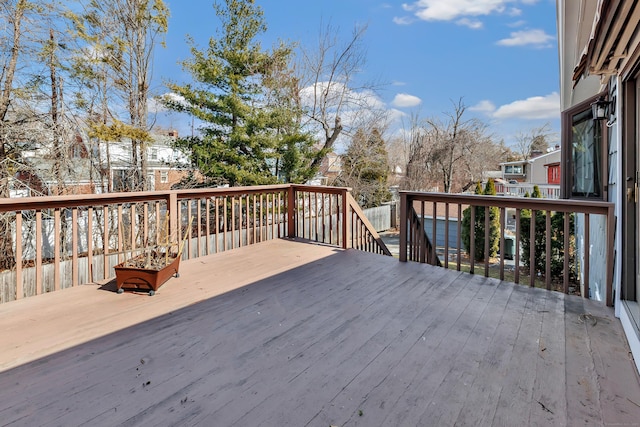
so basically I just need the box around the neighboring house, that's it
[109,129,194,191]
[12,128,197,196]
[310,152,342,185]
[15,131,96,196]
[496,149,562,198]
[557,0,640,373]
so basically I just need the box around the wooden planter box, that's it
[114,254,180,295]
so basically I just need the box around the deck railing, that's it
[0,185,390,303]
[399,191,615,306]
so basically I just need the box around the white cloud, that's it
[508,7,522,16]
[387,108,407,123]
[393,16,413,25]
[457,18,483,29]
[149,92,188,113]
[402,0,511,22]
[396,1,541,28]
[469,100,496,113]
[507,19,527,27]
[496,29,555,48]
[392,93,422,108]
[493,92,560,120]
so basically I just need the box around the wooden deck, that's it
[0,238,639,426]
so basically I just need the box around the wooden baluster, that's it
[197,198,202,256]
[260,194,265,242]
[35,210,42,295]
[205,198,211,255]
[484,206,490,277]
[545,210,552,290]
[563,211,570,294]
[432,202,437,266]
[456,204,461,271]
[15,212,22,299]
[223,197,228,250]
[71,208,79,286]
[530,209,536,288]
[470,206,475,275]
[515,209,521,284]
[54,208,61,291]
[103,206,109,280]
[499,207,505,281]
[419,201,425,263]
[444,203,449,269]
[87,207,93,283]
[584,213,590,299]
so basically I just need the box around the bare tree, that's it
[0,0,32,271]
[513,123,552,160]
[298,23,387,170]
[402,99,500,193]
[68,0,169,191]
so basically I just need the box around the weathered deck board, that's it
[0,238,639,426]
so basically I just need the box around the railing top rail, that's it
[0,184,354,213]
[0,191,176,212]
[173,184,291,201]
[400,191,613,215]
[291,185,351,195]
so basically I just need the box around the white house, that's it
[557,0,640,373]
[497,149,562,198]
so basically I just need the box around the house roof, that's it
[499,149,561,167]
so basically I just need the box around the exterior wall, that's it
[574,213,608,302]
[529,151,561,183]
[151,169,203,191]
[557,0,640,371]
[422,217,459,248]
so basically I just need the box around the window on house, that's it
[160,171,168,183]
[71,144,83,158]
[561,93,607,199]
[150,149,158,161]
[504,165,523,174]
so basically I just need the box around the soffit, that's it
[574,0,640,81]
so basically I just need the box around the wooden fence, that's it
[0,185,390,303]
[399,191,615,306]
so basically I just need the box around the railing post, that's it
[287,185,296,238]
[168,192,178,246]
[606,204,615,307]
[342,190,349,249]
[400,192,407,262]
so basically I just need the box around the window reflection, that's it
[571,109,601,198]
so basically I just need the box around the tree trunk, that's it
[50,29,64,195]
[0,0,27,271]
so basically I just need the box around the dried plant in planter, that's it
[114,217,193,295]
[118,248,179,270]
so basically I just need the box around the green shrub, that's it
[519,185,575,280]
[461,179,500,262]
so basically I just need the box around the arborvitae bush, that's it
[461,179,500,261]
[520,185,575,280]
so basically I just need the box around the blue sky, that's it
[155,0,560,148]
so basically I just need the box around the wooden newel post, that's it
[606,204,615,307]
[287,185,296,239]
[168,192,178,247]
[399,192,408,262]
[342,190,349,249]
